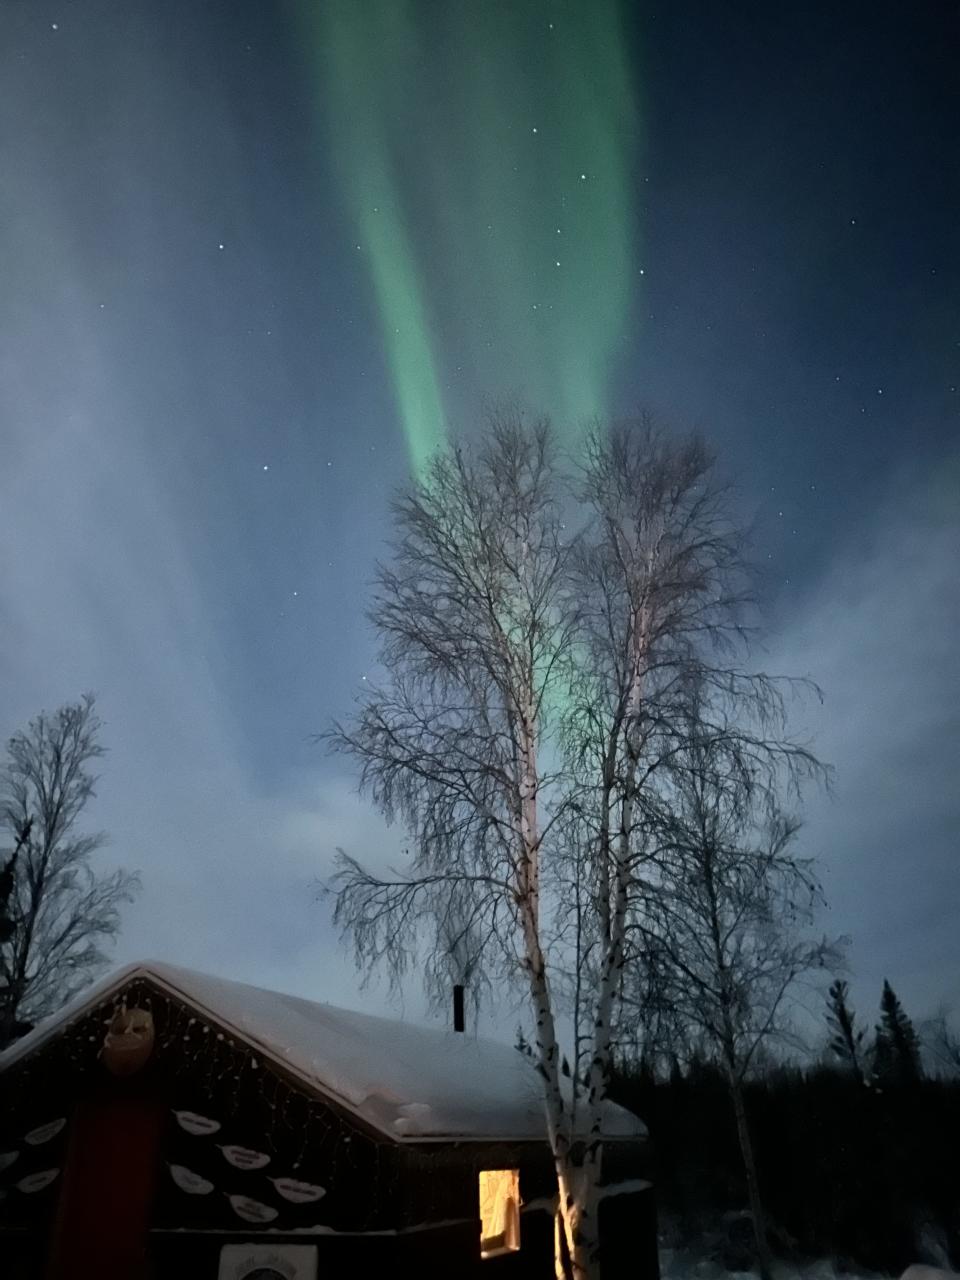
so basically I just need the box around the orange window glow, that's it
[479,1168,521,1258]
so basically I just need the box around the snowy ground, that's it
[658,1253,959,1280]
[659,1250,870,1280]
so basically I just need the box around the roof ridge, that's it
[0,959,647,1144]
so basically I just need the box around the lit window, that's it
[479,1168,520,1258]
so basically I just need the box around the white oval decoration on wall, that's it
[17,1169,59,1194]
[227,1193,278,1223]
[174,1110,221,1136]
[169,1164,215,1196]
[271,1176,326,1204]
[220,1144,270,1171]
[24,1119,66,1145]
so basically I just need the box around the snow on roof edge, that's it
[0,962,400,1141]
[0,960,148,1072]
[0,960,647,1144]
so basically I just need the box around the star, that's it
[51,22,58,30]
[218,243,225,251]
[579,173,587,181]
[262,465,269,471]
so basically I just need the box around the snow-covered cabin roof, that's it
[0,961,646,1144]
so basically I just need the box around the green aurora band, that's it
[309,1,639,476]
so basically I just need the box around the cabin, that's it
[0,961,658,1280]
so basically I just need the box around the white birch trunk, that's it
[515,705,591,1278]
[574,614,649,1275]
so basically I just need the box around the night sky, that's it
[1,2,956,1035]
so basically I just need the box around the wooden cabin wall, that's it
[399,1138,557,1226]
[0,976,659,1279]
[0,979,403,1240]
[146,1222,550,1280]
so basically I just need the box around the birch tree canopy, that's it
[322,410,830,1280]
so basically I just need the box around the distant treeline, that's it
[610,1061,960,1274]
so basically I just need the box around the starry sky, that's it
[0,1,957,1039]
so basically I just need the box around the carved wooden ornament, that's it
[102,1006,155,1076]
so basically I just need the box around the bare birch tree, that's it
[627,705,839,1279]
[925,1009,960,1076]
[0,694,139,1048]
[326,415,595,1275]
[324,412,826,1280]
[549,423,775,1252]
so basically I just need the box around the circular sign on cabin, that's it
[217,1244,318,1280]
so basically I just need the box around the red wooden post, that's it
[45,1088,165,1279]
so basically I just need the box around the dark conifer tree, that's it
[0,851,16,945]
[0,818,31,1042]
[873,979,922,1085]
[826,978,867,1083]
[0,817,30,948]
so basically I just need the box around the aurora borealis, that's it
[310,0,638,473]
[0,1,956,1025]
